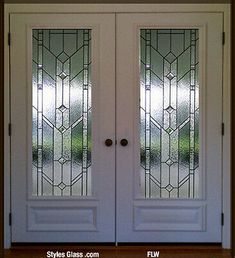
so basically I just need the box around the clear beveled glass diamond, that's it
[165,52,176,63]
[166,72,175,80]
[166,105,174,113]
[58,157,66,164]
[58,52,69,63]
[58,182,66,190]
[166,127,174,134]
[58,104,67,113]
[166,159,174,166]
[166,184,173,192]
[59,126,66,133]
[59,72,67,80]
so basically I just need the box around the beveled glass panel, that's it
[140,29,199,198]
[32,29,92,196]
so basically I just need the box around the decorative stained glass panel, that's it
[32,29,92,196]
[140,29,199,198]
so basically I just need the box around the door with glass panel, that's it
[11,12,223,244]
[10,14,115,242]
[116,13,223,242]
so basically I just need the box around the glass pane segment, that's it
[140,29,199,198]
[32,29,92,196]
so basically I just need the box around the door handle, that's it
[120,139,128,146]
[105,139,113,147]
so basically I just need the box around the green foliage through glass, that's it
[140,29,199,198]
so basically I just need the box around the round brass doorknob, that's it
[120,139,128,146]
[105,139,113,147]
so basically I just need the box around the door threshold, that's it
[11,243,116,249]
[11,243,223,249]
[118,243,222,246]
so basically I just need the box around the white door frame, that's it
[4,3,231,249]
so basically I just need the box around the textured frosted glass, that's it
[32,29,92,196]
[140,29,199,198]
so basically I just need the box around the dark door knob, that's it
[120,139,128,146]
[105,139,113,147]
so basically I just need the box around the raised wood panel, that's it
[28,206,97,231]
[134,205,206,231]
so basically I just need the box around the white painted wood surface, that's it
[116,12,223,242]
[5,4,230,248]
[10,13,116,242]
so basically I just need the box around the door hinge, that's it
[221,123,225,136]
[8,123,12,136]
[221,213,224,226]
[9,213,12,226]
[8,32,11,46]
[222,32,225,45]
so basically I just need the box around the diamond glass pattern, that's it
[166,106,175,114]
[58,52,69,63]
[59,72,67,80]
[32,29,92,196]
[140,29,199,198]
[165,52,176,63]
[58,104,67,113]
[166,72,175,80]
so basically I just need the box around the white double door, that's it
[10,12,223,243]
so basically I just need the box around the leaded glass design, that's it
[32,29,92,196]
[140,29,199,198]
